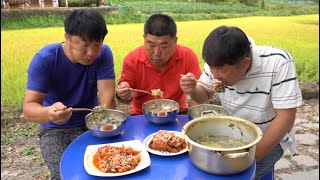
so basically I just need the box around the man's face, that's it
[144,34,177,70]
[65,35,103,65]
[209,58,251,86]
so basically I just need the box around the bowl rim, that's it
[142,99,179,111]
[85,109,129,129]
[187,104,229,118]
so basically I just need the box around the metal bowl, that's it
[85,109,128,138]
[142,99,179,124]
[188,104,229,120]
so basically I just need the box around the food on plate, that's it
[212,82,225,93]
[196,135,247,148]
[151,89,164,98]
[149,130,187,153]
[92,144,141,173]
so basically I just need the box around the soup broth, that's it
[196,135,247,148]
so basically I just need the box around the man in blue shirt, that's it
[22,9,116,179]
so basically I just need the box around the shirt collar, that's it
[245,46,261,77]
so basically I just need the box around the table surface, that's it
[60,115,255,180]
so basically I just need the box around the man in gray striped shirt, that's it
[180,26,302,179]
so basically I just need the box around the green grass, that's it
[1,15,319,109]
[1,123,38,144]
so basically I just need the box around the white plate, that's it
[83,140,151,177]
[143,131,188,156]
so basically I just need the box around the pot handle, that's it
[201,110,218,117]
[216,151,249,158]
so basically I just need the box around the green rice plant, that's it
[1,15,318,109]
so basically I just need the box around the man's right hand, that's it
[116,82,133,102]
[48,102,72,125]
[180,72,197,94]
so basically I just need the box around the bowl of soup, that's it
[142,99,179,124]
[85,109,128,138]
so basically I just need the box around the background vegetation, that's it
[1,0,319,30]
[1,14,318,109]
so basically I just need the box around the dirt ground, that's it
[1,83,319,180]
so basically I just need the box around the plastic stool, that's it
[261,166,274,180]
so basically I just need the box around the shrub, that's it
[1,6,117,20]
[239,0,259,6]
[68,0,102,7]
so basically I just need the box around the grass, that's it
[22,145,36,156]
[1,15,319,109]
[1,123,38,144]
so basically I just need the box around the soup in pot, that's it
[196,135,247,148]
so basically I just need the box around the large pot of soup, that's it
[182,116,262,175]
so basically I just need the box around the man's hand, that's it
[255,108,297,161]
[180,73,197,94]
[116,82,133,102]
[48,102,72,125]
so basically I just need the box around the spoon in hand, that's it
[54,108,93,112]
[128,88,153,95]
[180,74,225,93]
[53,105,107,113]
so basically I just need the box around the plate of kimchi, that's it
[83,140,151,177]
[143,130,188,156]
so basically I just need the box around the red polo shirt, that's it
[119,45,202,115]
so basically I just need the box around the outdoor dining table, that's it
[60,115,256,180]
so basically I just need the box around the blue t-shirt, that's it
[26,43,115,128]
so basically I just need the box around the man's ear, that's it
[64,33,68,41]
[243,57,251,67]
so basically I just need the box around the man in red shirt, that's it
[116,13,202,115]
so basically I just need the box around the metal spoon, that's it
[196,79,225,93]
[128,88,153,95]
[54,105,108,113]
[195,79,213,89]
[180,74,224,93]
[54,108,93,112]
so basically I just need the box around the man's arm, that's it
[189,85,212,104]
[255,108,297,161]
[97,79,116,109]
[23,90,72,124]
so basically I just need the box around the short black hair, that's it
[144,13,177,37]
[202,26,251,67]
[64,9,108,42]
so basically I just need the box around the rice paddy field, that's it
[1,14,319,108]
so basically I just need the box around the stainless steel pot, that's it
[182,116,262,175]
[187,104,229,120]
